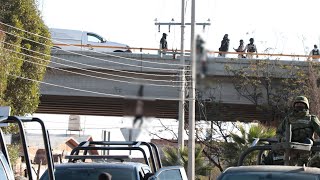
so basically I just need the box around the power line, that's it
[1,50,183,88]
[2,41,190,84]
[0,21,190,67]
[8,74,182,101]
[1,29,190,78]
[0,29,187,73]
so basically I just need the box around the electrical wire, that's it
[7,73,182,101]
[0,29,187,73]
[0,50,183,88]
[0,48,188,87]
[2,41,190,84]
[0,21,190,67]
[0,22,192,100]
[1,28,191,78]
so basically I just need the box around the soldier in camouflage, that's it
[276,96,320,165]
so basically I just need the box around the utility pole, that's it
[155,11,210,153]
[188,0,196,179]
[155,2,207,178]
[178,0,186,151]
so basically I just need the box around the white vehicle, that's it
[50,28,132,53]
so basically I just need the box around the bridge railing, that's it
[52,43,320,62]
[206,50,319,61]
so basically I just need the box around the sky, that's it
[38,0,320,57]
[26,0,320,141]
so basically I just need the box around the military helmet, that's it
[293,96,309,109]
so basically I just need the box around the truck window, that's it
[0,153,14,180]
[157,169,182,180]
[41,167,137,180]
[220,173,319,180]
[87,33,103,43]
[0,160,9,180]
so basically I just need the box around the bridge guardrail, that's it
[52,43,320,61]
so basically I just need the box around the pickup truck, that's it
[0,113,55,180]
[50,28,132,53]
[217,165,320,180]
[40,141,188,180]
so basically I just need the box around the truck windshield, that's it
[41,167,136,180]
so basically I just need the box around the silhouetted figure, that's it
[196,35,205,55]
[160,33,168,56]
[218,34,230,57]
[196,35,207,78]
[98,172,112,180]
[133,85,144,128]
[234,39,246,58]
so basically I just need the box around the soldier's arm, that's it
[311,115,320,137]
[276,118,286,140]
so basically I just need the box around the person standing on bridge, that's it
[196,35,207,78]
[218,34,230,57]
[308,45,320,62]
[234,39,246,58]
[243,38,258,59]
[159,33,168,57]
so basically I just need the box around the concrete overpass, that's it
[36,50,309,121]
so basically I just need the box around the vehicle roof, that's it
[224,165,320,174]
[49,28,83,40]
[49,28,83,33]
[54,162,149,169]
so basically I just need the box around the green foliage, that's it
[0,0,52,116]
[162,145,212,179]
[2,124,19,134]
[7,144,20,167]
[0,31,11,106]
[223,123,276,166]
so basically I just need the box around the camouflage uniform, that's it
[276,96,320,166]
[308,153,320,167]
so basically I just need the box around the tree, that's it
[225,123,276,166]
[162,145,212,179]
[0,0,52,116]
[225,59,308,123]
[306,61,320,117]
[0,1,51,173]
[0,30,9,106]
